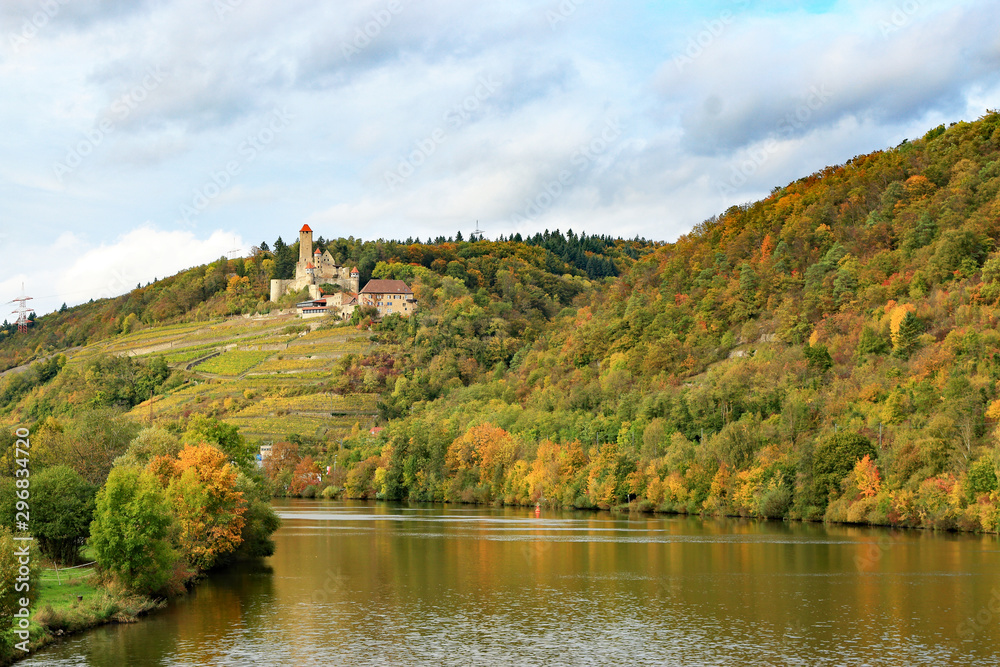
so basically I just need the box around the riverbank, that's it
[304,488,1000,536]
[3,563,164,666]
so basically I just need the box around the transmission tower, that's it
[227,237,242,261]
[11,284,34,334]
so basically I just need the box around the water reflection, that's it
[23,500,1000,666]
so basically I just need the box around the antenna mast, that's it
[227,237,242,261]
[472,220,485,241]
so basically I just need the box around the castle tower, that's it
[299,224,313,266]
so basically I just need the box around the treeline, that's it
[0,234,656,375]
[0,413,279,655]
[262,112,1000,533]
[266,229,651,283]
[0,353,176,422]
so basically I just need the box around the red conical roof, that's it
[350,266,359,274]
[300,224,313,233]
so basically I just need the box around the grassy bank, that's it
[3,557,164,666]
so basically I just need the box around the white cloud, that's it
[0,227,243,316]
[2,0,1000,289]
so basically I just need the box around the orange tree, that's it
[148,444,247,571]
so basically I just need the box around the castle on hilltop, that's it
[269,224,360,302]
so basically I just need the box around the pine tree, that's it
[892,311,922,358]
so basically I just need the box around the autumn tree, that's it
[853,455,881,498]
[184,415,255,472]
[226,275,256,314]
[263,441,301,483]
[289,456,322,496]
[152,444,247,571]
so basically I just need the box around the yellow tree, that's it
[854,454,881,498]
[225,275,255,314]
[149,444,247,571]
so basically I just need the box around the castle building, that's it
[359,279,417,317]
[270,224,360,301]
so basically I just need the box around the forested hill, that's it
[5,111,1000,534]
[346,112,1000,532]
[0,230,653,374]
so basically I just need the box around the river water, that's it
[22,499,1000,666]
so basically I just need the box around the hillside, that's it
[337,112,1000,531]
[5,112,1000,533]
[0,234,654,451]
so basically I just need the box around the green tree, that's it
[891,311,922,358]
[856,325,890,357]
[812,432,877,506]
[183,415,255,473]
[217,473,281,564]
[804,343,833,373]
[272,237,296,280]
[89,467,177,595]
[30,466,97,564]
[114,427,183,469]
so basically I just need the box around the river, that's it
[21,499,1000,666]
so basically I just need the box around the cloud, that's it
[656,1,1000,155]
[3,0,1000,283]
[0,227,243,316]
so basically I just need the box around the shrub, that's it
[758,485,792,519]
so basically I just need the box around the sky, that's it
[2,0,999,315]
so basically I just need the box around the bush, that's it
[758,485,792,519]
